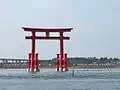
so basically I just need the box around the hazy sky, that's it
[0,0,120,59]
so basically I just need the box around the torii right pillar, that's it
[56,30,72,72]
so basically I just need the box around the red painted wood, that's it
[25,36,70,40]
[22,27,73,32]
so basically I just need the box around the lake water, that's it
[0,68,120,90]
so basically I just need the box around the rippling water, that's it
[0,68,120,90]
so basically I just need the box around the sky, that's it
[0,0,120,59]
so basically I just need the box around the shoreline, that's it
[0,67,120,70]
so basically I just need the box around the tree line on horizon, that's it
[51,57,120,65]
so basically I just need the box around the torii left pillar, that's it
[27,31,39,72]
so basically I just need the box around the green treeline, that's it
[52,57,120,65]
[39,57,120,67]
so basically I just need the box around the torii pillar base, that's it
[55,53,68,72]
[27,53,40,73]
[27,68,40,73]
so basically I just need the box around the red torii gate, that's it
[22,27,73,72]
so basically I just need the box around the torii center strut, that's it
[22,27,73,72]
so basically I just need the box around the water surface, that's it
[0,68,120,90]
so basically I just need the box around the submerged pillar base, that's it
[63,68,68,72]
[27,68,40,73]
[55,68,59,72]
[55,68,68,72]
[59,68,63,72]
[34,68,40,72]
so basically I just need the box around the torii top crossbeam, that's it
[22,27,73,40]
[22,27,72,32]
